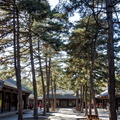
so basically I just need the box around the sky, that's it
[48,0,80,22]
[48,0,59,9]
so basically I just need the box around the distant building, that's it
[0,78,31,113]
[48,89,79,108]
[28,94,42,108]
[28,88,80,108]
[96,90,120,111]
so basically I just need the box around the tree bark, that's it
[89,38,98,115]
[89,88,92,115]
[28,17,38,119]
[106,0,117,119]
[50,73,54,111]
[81,86,85,113]
[48,57,51,110]
[79,88,81,111]
[85,83,88,116]
[45,56,50,112]
[76,89,79,111]
[53,77,56,110]
[38,41,46,115]
[13,1,23,119]
[16,7,23,120]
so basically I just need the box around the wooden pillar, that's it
[2,92,5,112]
[15,94,17,110]
[25,94,29,109]
[0,92,2,113]
[67,99,69,107]
[59,100,61,107]
[17,94,19,110]
[22,95,25,109]
[102,99,104,109]
[116,98,118,111]
[9,93,12,111]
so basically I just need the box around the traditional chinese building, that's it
[96,90,120,111]
[28,94,42,109]
[49,89,78,108]
[28,88,80,108]
[0,78,31,113]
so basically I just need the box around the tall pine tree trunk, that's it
[13,1,23,119]
[51,76,54,111]
[89,88,92,115]
[38,41,46,115]
[76,89,79,111]
[45,56,50,112]
[81,86,85,113]
[106,0,117,119]
[85,83,88,116]
[48,57,51,110]
[16,7,23,120]
[79,88,82,111]
[53,77,56,110]
[89,38,98,115]
[28,17,38,119]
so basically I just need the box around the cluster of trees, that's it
[0,0,67,119]
[0,0,120,120]
[59,0,120,120]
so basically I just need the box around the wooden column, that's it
[26,94,29,109]
[9,93,12,111]
[2,92,5,112]
[59,100,61,107]
[67,99,69,107]
[24,94,29,109]
[15,94,17,110]
[0,92,2,113]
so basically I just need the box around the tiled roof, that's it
[1,78,31,94]
[29,94,43,100]
[96,90,119,98]
[4,78,17,89]
[29,89,77,100]
[95,90,108,98]
[49,89,76,99]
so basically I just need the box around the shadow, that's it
[23,117,50,120]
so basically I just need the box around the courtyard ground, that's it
[0,108,120,120]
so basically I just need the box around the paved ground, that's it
[48,108,86,120]
[0,108,120,120]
